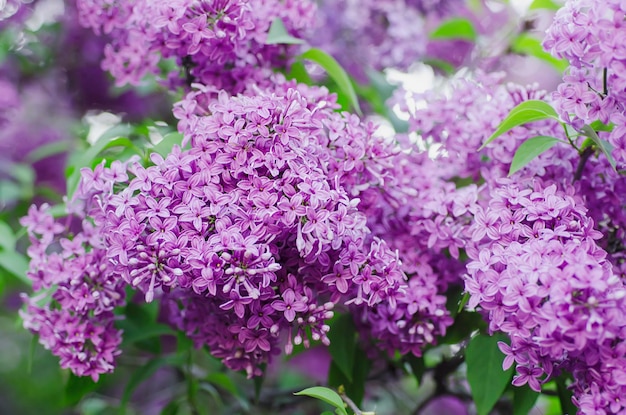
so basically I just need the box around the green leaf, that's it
[440,311,486,345]
[513,384,540,415]
[555,375,577,415]
[481,100,560,150]
[466,333,514,415]
[509,136,562,176]
[205,372,240,397]
[589,120,614,132]
[286,60,313,85]
[423,58,456,76]
[294,387,348,415]
[300,48,361,115]
[406,355,426,386]
[160,400,180,415]
[65,373,100,406]
[0,221,16,251]
[67,136,141,198]
[151,132,184,158]
[430,18,477,42]
[580,124,617,171]
[327,313,356,382]
[266,18,305,45]
[26,140,71,163]
[0,250,30,285]
[528,0,561,11]
[510,34,569,73]
[120,355,185,412]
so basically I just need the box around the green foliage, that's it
[327,313,356,382]
[152,132,185,158]
[509,136,563,176]
[528,0,561,10]
[65,373,101,407]
[513,384,541,415]
[481,100,560,149]
[300,48,362,115]
[266,18,305,45]
[510,34,569,73]
[430,18,477,42]
[466,333,514,415]
[294,387,348,415]
[580,124,617,171]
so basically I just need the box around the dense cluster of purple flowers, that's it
[544,0,626,165]
[19,203,126,381]
[76,0,315,92]
[465,178,626,412]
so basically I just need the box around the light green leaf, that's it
[481,100,560,150]
[0,250,30,285]
[430,18,477,42]
[286,60,313,85]
[266,18,305,45]
[511,34,569,72]
[580,124,617,171]
[26,140,71,163]
[466,333,514,415]
[0,221,16,251]
[528,0,561,11]
[509,136,562,176]
[67,137,140,198]
[300,48,361,115]
[152,132,184,158]
[513,384,540,415]
[294,387,348,415]
[327,313,356,382]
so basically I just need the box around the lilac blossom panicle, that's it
[19,200,127,381]
[76,0,316,93]
[464,178,626,414]
[544,0,626,166]
[64,82,434,377]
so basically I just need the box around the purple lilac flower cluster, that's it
[399,71,565,182]
[464,178,626,412]
[76,0,315,92]
[309,0,430,82]
[19,203,126,381]
[65,84,415,376]
[544,0,626,165]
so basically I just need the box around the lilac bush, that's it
[5,0,626,414]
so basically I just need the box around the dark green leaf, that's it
[509,136,562,176]
[406,355,426,386]
[440,311,485,345]
[511,34,568,72]
[300,48,361,115]
[120,355,185,411]
[294,387,348,415]
[160,400,180,415]
[205,372,240,397]
[513,384,540,415]
[327,313,356,382]
[580,124,617,171]
[430,18,477,42]
[466,333,514,415]
[65,373,100,406]
[555,375,577,415]
[266,18,305,45]
[481,100,560,149]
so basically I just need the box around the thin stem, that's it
[340,392,375,415]
[604,67,608,96]
[573,146,594,182]
[563,124,579,151]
